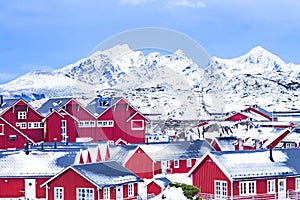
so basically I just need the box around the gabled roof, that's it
[190,148,300,180]
[37,97,73,116]
[213,136,237,151]
[0,148,82,178]
[147,177,171,188]
[0,99,19,114]
[85,97,121,116]
[109,145,139,164]
[42,161,142,188]
[139,139,213,161]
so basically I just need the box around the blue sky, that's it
[0,0,300,84]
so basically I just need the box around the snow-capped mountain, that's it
[1,45,299,120]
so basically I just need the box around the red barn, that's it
[0,148,83,199]
[86,97,149,144]
[41,161,142,200]
[0,98,44,142]
[189,148,300,199]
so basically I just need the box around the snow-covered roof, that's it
[0,99,19,114]
[85,97,121,116]
[71,161,142,187]
[207,148,300,180]
[37,97,72,116]
[214,136,237,151]
[139,139,213,161]
[0,149,82,177]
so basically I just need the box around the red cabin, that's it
[189,148,300,199]
[41,161,142,200]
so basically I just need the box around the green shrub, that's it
[168,182,201,200]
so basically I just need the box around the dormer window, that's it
[18,111,27,120]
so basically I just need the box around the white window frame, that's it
[296,178,300,191]
[103,187,110,200]
[214,180,227,199]
[0,124,4,135]
[131,120,144,130]
[267,180,275,194]
[286,143,295,149]
[186,159,192,167]
[79,121,96,128]
[128,183,134,197]
[16,122,26,129]
[61,120,67,142]
[97,120,114,127]
[28,122,44,129]
[54,187,64,200]
[174,159,179,168]
[240,181,256,196]
[77,188,94,200]
[18,111,27,119]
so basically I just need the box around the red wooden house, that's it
[189,148,300,200]
[86,97,149,144]
[0,98,44,143]
[38,98,97,142]
[0,148,83,199]
[111,139,213,179]
[41,161,142,200]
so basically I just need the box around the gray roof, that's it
[0,99,19,114]
[37,97,72,116]
[71,161,142,187]
[85,97,121,116]
[209,148,300,180]
[154,177,171,187]
[111,140,213,163]
[0,148,82,178]
[214,136,237,151]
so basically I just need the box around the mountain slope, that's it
[1,45,300,120]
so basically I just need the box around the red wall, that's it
[147,182,162,196]
[0,178,48,199]
[125,147,154,179]
[0,119,27,149]
[192,155,231,195]
[170,159,197,174]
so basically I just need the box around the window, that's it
[18,111,27,119]
[28,122,44,129]
[286,143,295,149]
[296,178,300,191]
[128,184,134,197]
[267,180,275,193]
[97,120,114,127]
[0,124,4,135]
[187,159,192,167]
[174,159,179,168]
[77,188,94,200]
[79,121,96,127]
[54,187,64,200]
[131,120,144,130]
[215,181,227,199]
[61,120,67,142]
[103,187,110,200]
[16,122,26,129]
[240,181,256,195]
[8,135,17,141]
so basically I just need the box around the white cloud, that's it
[167,0,206,8]
[120,0,154,5]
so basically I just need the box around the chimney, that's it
[269,146,274,162]
[238,138,243,150]
[24,140,30,155]
[54,138,57,149]
[40,141,44,150]
[65,136,69,145]
[0,95,3,107]
[255,140,260,150]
